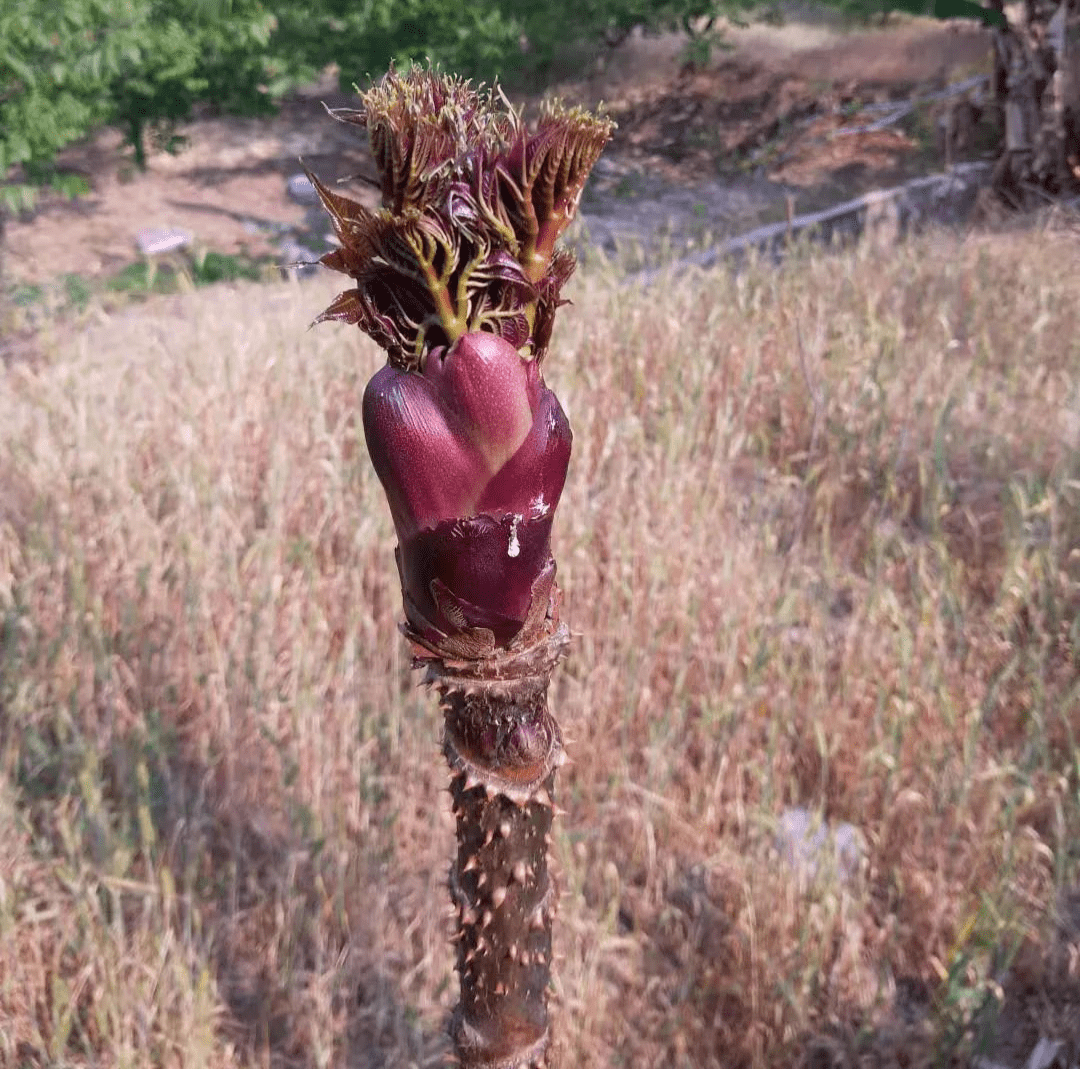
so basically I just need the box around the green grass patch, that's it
[7,248,280,331]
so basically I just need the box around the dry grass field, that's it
[1,217,1079,1068]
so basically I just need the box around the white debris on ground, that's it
[774,806,865,886]
[135,227,193,256]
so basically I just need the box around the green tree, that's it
[0,0,295,203]
[268,0,772,92]
[96,0,281,170]
[266,0,524,87]
[1,2,109,207]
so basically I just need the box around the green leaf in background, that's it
[932,0,1006,26]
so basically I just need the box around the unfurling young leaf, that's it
[310,65,615,371]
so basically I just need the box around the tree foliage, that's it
[264,0,750,90]
[0,0,775,196]
[1,3,107,197]
[1,0,292,208]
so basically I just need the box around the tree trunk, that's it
[990,0,1080,204]
[411,579,570,1069]
[128,116,148,171]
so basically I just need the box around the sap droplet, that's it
[507,515,521,558]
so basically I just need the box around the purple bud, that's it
[363,332,572,644]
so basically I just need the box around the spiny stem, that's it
[422,615,568,1068]
[447,764,557,1068]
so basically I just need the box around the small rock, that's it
[286,173,319,206]
[135,227,193,256]
[775,807,864,885]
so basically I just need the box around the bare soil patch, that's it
[567,15,991,188]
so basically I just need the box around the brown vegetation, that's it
[1,215,1079,1067]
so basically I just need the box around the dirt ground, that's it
[567,14,991,185]
[4,13,995,288]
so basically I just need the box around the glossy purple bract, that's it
[363,331,572,645]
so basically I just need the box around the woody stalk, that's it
[307,68,613,1068]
